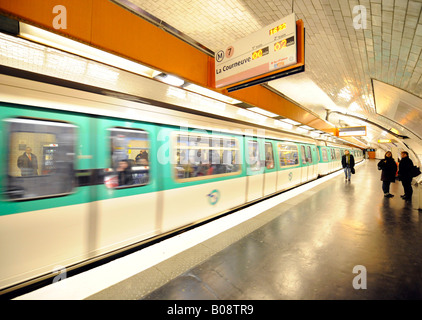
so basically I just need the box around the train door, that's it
[159,129,245,233]
[311,145,318,178]
[0,105,94,290]
[327,147,333,172]
[263,141,277,196]
[305,145,315,180]
[299,144,308,183]
[330,148,336,172]
[94,117,159,255]
[245,137,265,202]
[335,149,342,170]
[276,142,300,191]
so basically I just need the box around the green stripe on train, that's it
[0,103,337,216]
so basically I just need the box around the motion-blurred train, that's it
[0,74,363,294]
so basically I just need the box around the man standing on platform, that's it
[341,150,355,181]
[398,151,413,201]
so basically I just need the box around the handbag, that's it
[351,167,355,174]
[411,165,421,177]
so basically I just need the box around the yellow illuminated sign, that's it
[378,139,391,143]
[274,39,287,52]
[269,23,287,36]
[252,46,269,60]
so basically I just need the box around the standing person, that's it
[117,159,133,186]
[398,151,413,201]
[17,146,38,176]
[135,149,149,165]
[377,151,397,198]
[341,150,355,181]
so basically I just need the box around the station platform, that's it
[16,159,422,300]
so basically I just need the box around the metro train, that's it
[0,74,363,293]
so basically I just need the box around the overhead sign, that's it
[214,13,303,90]
[378,139,392,143]
[338,126,367,137]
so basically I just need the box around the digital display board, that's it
[215,13,298,89]
[338,126,367,137]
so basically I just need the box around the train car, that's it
[0,74,363,294]
[317,142,362,177]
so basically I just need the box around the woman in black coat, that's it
[377,151,397,198]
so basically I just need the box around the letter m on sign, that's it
[216,50,224,63]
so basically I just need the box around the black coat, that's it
[117,160,134,186]
[341,154,355,168]
[378,157,397,182]
[17,152,38,176]
[398,156,414,180]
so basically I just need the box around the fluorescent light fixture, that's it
[166,87,187,99]
[0,33,45,66]
[155,73,185,87]
[5,118,76,128]
[237,108,268,122]
[280,119,302,126]
[310,131,321,138]
[298,125,315,131]
[296,127,309,134]
[183,83,241,104]
[186,91,226,111]
[87,62,119,83]
[46,50,87,74]
[274,120,293,130]
[19,22,161,78]
[247,107,279,118]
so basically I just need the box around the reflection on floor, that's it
[88,160,422,300]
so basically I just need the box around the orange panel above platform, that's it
[0,0,93,44]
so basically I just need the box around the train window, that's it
[335,149,341,160]
[322,149,328,162]
[331,149,335,160]
[173,133,241,181]
[6,118,76,200]
[265,142,275,169]
[306,146,312,163]
[247,140,262,171]
[278,143,299,167]
[104,128,150,189]
[300,146,307,164]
